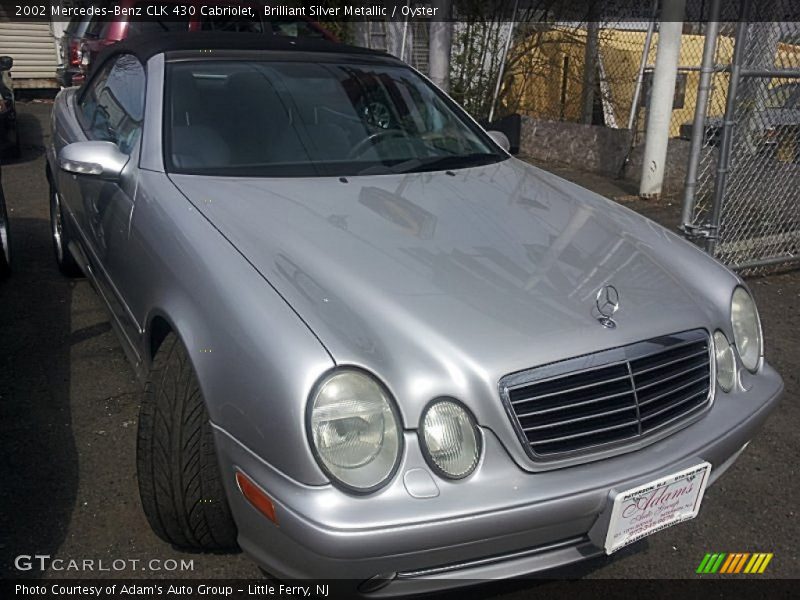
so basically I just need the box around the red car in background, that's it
[72,0,337,85]
[56,16,93,87]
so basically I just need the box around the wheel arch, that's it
[141,307,213,401]
[147,312,175,364]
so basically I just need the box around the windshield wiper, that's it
[356,153,502,176]
[406,153,502,173]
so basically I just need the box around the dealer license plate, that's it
[604,462,712,554]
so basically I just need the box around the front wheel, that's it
[136,332,239,551]
[49,180,82,277]
[0,192,10,278]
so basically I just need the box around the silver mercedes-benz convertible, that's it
[47,32,782,592]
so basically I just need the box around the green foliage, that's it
[449,1,551,120]
[449,1,509,119]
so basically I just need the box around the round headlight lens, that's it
[420,400,481,479]
[713,330,736,392]
[731,287,762,372]
[309,370,401,492]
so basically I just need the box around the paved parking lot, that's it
[0,102,797,586]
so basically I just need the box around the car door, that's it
[52,62,112,243]
[71,53,146,356]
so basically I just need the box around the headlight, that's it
[420,400,481,479]
[713,330,736,392]
[731,287,762,372]
[308,369,401,493]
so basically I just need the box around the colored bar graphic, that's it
[697,553,713,574]
[744,554,761,573]
[701,553,720,573]
[734,553,750,573]
[758,554,773,573]
[720,553,735,573]
[699,552,773,574]
[710,553,726,573]
[719,553,736,573]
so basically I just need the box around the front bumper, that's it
[213,363,782,592]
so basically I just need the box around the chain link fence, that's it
[483,1,721,139]
[448,4,666,124]
[502,21,655,129]
[682,0,800,275]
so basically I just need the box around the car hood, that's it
[169,158,736,430]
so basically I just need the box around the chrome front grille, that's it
[500,330,713,459]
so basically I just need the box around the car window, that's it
[165,60,504,177]
[64,17,81,35]
[78,54,145,154]
[65,17,90,36]
[70,1,109,37]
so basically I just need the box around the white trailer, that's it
[0,11,60,90]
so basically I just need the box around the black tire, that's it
[137,332,239,551]
[49,178,83,277]
[0,191,10,278]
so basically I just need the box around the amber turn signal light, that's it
[235,471,278,525]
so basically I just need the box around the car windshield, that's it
[165,59,505,177]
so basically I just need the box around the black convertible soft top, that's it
[91,31,392,75]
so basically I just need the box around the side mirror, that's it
[487,130,511,153]
[59,141,129,181]
[0,56,12,71]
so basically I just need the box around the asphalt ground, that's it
[0,102,797,590]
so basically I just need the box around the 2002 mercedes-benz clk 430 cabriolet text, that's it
[47,32,782,593]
